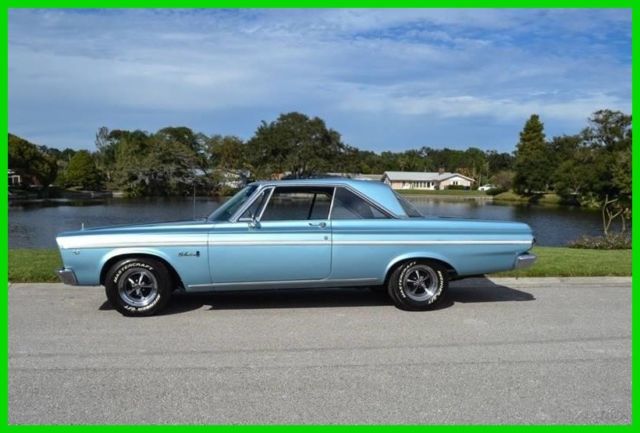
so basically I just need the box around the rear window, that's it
[394,192,423,218]
[331,188,390,220]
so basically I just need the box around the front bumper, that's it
[514,253,537,269]
[57,268,78,285]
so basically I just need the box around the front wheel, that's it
[387,260,448,310]
[105,258,172,317]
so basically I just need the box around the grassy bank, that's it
[8,246,631,283]
[398,189,488,196]
[492,191,563,205]
[491,246,630,277]
[9,249,62,282]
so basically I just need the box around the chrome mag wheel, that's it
[401,264,439,302]
[118,268,159,308]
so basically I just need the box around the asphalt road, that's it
[9,277,631,424]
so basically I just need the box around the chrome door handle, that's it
[308,222,327,228]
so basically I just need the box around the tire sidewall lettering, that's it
[112,261,159,312]
[396,261,444,305]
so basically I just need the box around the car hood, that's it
[57,219,210,238]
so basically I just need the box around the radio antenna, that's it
[192,181,196,220]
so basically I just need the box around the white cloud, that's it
[8,8,631,151]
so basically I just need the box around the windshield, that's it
[393,192,424,218]
[208,185,258,222]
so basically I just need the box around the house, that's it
[382,171,475,190]
[8,169,40,187]
[8,169,21,186]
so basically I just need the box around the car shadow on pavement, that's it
[449,277,536,303]
[97,276,534,315]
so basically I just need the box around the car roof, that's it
[248,178,407,217]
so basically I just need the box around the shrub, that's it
[486,187,507,196]
[446,185,468,190]
[567,233,631,250]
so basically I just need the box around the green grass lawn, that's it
[398,189,488,196]
[8,246,631,283]
[492,246,630,277]
[492,191,563,205]
[9,249,63,283]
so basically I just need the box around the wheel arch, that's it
[99,250,185,290]
[384,253,457,286]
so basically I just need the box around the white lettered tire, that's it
[387,260,448,310]
[105,257,171,317]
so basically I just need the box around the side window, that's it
[331,188,390,219]
[261,187,333,221]
[239,189,271,220]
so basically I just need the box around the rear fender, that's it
[385,251,457,278]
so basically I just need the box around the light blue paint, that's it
[56,180,535,289]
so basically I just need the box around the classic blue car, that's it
[56,179,536,316]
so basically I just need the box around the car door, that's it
[329,186,395,281]
[208,186,333,285]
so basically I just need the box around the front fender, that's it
[99,247,176,276]
[98,247,211,288]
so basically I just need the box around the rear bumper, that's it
[514,253,537,269]
[57,268,78,285]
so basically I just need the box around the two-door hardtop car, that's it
[56,179,536,316]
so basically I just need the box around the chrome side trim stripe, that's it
[211,240,330,246]
[60,238,532,249]
[57,236,208,249]
[188,277,379,289]
[333,240,533,245]
[210,240,532,246]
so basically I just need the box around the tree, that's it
[110,129,202,197]
[513,115,550,194]
[490,170,515,191]
[246,112,345,179]
[207,135,246,170]
[95,127,120,185]
[553,147,601,204]
[582,109,632,152]
[8,133,58,187]
[157,126,209,172]
[64,150,103,190]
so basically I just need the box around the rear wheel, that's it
[105,258,172,316]
[387,260,448,310]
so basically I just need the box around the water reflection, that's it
[9,196,605,248]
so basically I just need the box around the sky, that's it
[8,8,632,153]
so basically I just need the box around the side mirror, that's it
[248,219,260,229]
[238,216,260,229]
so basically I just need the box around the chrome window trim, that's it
[230,185,271,223]
[256,187,276,221]
[327,187,337,221]
[238,182,399,220]
[252,185,335,223]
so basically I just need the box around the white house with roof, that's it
[8,169,22,186]
[382,171,475,190]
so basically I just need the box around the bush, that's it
[567,233,631,250]
[486,187,507,196]
[446,185,468,190]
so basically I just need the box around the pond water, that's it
[8,196,605,248]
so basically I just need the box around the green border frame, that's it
[1,2,635,429]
